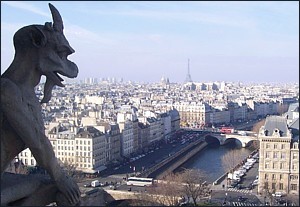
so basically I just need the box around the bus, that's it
[126,177,154,187]
[220,127,234,134]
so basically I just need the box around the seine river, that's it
[178,141,252,183]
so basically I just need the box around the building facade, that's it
[258,116,299,196]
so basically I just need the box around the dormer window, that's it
[272,128,281,137]
[264,130,269,136]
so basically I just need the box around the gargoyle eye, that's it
[57,51,67,59]
[56,45,73,58]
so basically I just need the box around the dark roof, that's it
[286,103,299,120]
[76,126,102,138]
[169,109,179,119]
[264,116,288,137]
[289,118,299,131]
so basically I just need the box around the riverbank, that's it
[140,138,207,178]
[212,148,259,186]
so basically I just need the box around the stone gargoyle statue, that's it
[1,3,80,206]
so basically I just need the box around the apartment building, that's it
[173,101,210,127]
[96,121,121,163]
[118,120,135,157]
[169,108,180,134]
[258,116,299,196]
[138,122,150,152]
[74,126,107,173]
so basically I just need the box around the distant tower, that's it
[185,58,192,83]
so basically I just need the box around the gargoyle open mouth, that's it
[54,71,64,84]
[52,71,65,87]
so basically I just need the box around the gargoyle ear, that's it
[30,26,47,48]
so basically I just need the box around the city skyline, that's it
[1,1,299,83]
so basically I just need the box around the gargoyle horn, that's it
[49,3,64,33]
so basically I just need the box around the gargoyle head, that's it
[13,3,78,103]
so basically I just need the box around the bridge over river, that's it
[205,130,258,147]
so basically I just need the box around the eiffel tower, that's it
[185,58,192,83]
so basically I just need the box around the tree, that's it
[177,169,210,206]
[221,149,244,174]
[252,119,266,133]
[135,169,210,206]
[60,160,82,182]
[134,173,183,206]
[221,149,245,189]
[5,159,29,175]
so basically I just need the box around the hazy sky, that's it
[1,1,299,83]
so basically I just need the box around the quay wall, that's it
[141,139,208,178]
[156,142,208,179]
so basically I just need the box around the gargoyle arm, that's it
[1,78,64,183]
[1,79,80,205]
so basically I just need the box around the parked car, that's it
[91,180,100,187]
[252,179,259,186]
[84,183,91,188]
[229,181,239,188]
[236,184,245,190]
[246,183,253,190]
[272,192,284,197]
[238,196,247,202]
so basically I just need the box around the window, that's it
[291,184,297,191]
[31,159,34,165]
[280,174,283,180]
[279,183,283,190]
[265,162,270,169]
[274,144,277,149]
[292,164,298,170]
[266,152,270,158]
[272,183,276,190]
[266,143,270,149]
[281,144,285,149]
[291,175,298,180]
[280,162,285,169]
[281,152,286,159]
[273,162,278,169]
[293,153,298,159]
[272,174,276,180]
[265,174,268,179]
[273,152,278,158]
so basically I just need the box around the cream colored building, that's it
[173,101,210,127]
[18,125,108,174]
[74,126,107,173]
[118,120,134,157]
[258,116,299,196]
